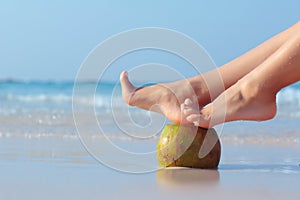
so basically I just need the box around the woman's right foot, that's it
[120,71,211,124]
[182,76,277,128]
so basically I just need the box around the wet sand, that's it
[1,137,300,200]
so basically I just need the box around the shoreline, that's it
[1,137,300,200]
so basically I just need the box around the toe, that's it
[120,71,135,91]
[184,98,193,105]
[186,114,201,123]
[186,108,212,128]
[183,108,198,116]
[186,114,204,127]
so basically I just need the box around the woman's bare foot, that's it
[120,71,210,124]
[182,77,277,128]
[120,23,300,127]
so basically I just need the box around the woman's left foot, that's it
[120,71,200,124]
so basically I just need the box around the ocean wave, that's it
[1,126,300,146]
[277,87,300,107]
[0,93,124,108]
[2,87,300,106]
[221,133,300,146]
[1,82,300,122]
[276,87,300,118]
[4,93,70,103]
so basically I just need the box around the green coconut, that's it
[157,124,221,169]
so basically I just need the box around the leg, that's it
[120,21,300,124]
[184,33,300,128]
[189,21,300,100]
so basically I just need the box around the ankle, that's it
[238,75,276,103]
[188,76,210,102]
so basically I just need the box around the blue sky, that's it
[1,0,300,80]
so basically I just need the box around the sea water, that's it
[0,80,300,146]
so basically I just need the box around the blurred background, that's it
[1,0,300,81]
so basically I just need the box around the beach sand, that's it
[1,135,300,200]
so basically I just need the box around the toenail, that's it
[180,103,185,110]
[184,98,192,105]
[183,109,188,115]
[186,116,193,121]
[193,121,200,126]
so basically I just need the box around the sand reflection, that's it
[156,167,220,188]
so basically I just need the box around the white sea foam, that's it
[277,87,300,108]
[0,81,300,142]
[2,87,300,108]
